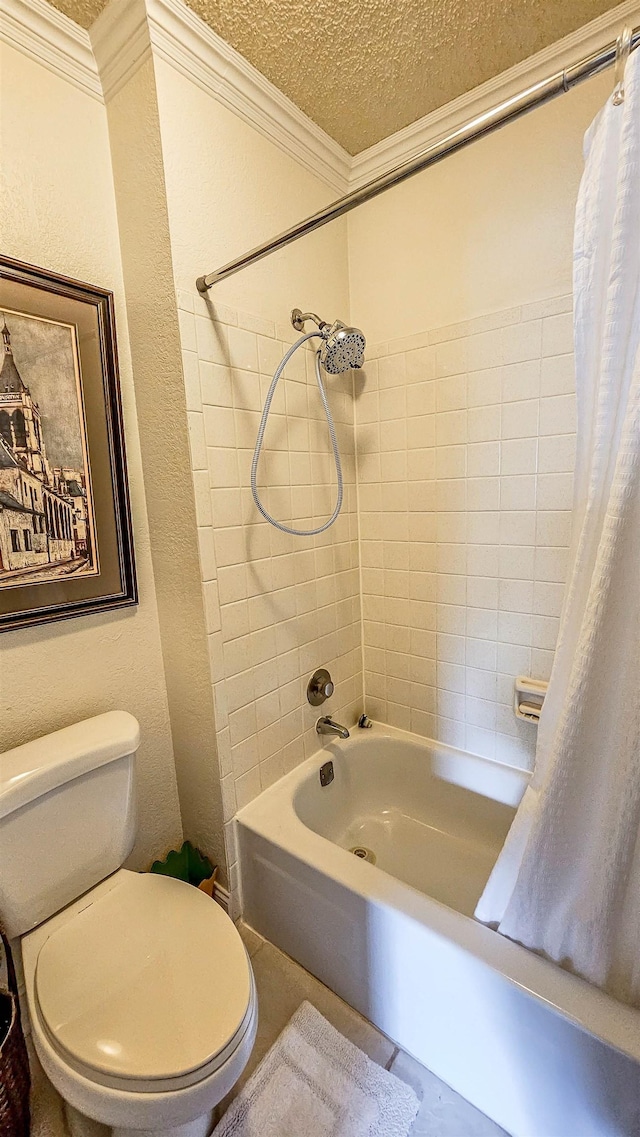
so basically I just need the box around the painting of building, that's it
[0,311,97,587]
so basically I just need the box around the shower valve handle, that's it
[307,669,334,706]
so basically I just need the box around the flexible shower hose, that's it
[251,333,344,536]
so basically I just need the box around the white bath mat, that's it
[212,1001,419,1137]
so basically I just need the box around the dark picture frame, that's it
[0,255,137,631]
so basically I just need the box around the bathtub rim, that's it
[236,722,640,1067]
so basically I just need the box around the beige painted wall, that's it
[101,55,227,882]
[153,57,350,325]
[0,43,183,868]
[2,0,604,890]
[347,68,608,775]
[150,57,359,906]
[348,73,610,337]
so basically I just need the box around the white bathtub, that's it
[237,725,640,1137]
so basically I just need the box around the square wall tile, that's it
[179,292,579,869]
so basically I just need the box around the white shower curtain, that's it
[476,49,640,1004]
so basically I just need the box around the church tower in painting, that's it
[0,316,51,483]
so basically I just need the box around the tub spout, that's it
[316,716,350,740]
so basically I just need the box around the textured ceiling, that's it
[52,0,622,154]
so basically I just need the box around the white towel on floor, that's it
[212,1001,419,1137]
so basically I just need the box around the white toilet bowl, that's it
[21,870,257,1137]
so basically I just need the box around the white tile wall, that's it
[175,287,577,906]
[177,291,363,903]
[357,295,576,770]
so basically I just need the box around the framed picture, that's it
[0,255,137,632]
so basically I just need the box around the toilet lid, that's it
[34,872,252,1082]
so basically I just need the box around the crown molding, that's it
[5,0,640,197]
[0,0,101,99]
[89,0,351,193]
[146,0,351,192]
[89,0,150,103]
[350,0,640,188]
[4,0,350,193]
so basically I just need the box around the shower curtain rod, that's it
[196,26,640,293]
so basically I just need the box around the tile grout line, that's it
[352,366,367,717]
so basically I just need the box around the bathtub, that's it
[237,725,640,1137]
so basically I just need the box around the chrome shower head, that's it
[291,309,366,374]
[319,321,366,374]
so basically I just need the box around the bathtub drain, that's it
[349,846,376,864]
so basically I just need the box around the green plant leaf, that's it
[150,841,214,886]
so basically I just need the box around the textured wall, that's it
[153,56,357,910]
[0,42,183,868]
[153,57,350,322]
[51,0,621,153]
[102,56,228,881]
[348,72,610,337]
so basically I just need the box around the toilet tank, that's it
[0,711,140,938]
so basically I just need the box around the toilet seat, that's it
[32,871,254,1093]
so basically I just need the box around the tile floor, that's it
[30,921,508,1137]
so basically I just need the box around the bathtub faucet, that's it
[316,716,350,740]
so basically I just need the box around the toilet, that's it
[0,711,257,1137]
